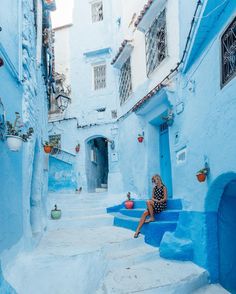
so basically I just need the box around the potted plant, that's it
[162,110,175,126]
[43,141,53,154]
[75,143,80,153]
[196,168,209,182]
[6,112,34,152]
[124,192,134,209]
[137,134,144,143]
[51,204,61,220]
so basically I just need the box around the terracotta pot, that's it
[6,135,23,152]
[125,200,134,209]
[44,145,52,154]
[196,173,206,182]
[138,136,144,143]
[75,145,80,153]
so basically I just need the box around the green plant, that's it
[197,168,209,175]
[6,112,34,142]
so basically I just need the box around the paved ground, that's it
[4,193,229,294]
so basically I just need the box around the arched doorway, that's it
[205,172,236,289]
[86,136,109,193]
[218,180,236,292]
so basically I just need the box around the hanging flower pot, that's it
[44,145,53,154]
[138,134,144,143]
[75,144,80,153]
[196,167,209,183]
[196,173,206,182]
[6,135,23,152]
[6,112,33,152]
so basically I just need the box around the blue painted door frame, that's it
[159,123,173,198]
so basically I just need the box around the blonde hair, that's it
[152,174,164,186]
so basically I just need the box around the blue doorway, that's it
[218,180,236,293]
[159,123,173,198]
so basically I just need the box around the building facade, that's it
[0,0,55,291]
[50,0,236,290]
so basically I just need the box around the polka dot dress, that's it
[153,185,167,213]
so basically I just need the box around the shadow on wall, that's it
[85,136,108,193]
[205,172,236,290]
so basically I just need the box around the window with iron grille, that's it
[145,9,167,76]
[91,1,103,23]
[93,64,106,90]
[221,17,236,87]
[119,58,132,105]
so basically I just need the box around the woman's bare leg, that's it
[145,200,155,223]
[134,211,149,237]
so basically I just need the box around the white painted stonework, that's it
[4,193,228,294]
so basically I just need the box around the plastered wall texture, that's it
[0,0,52,290]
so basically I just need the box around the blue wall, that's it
[48,156,77,192]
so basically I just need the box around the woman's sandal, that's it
[134,231,140,238]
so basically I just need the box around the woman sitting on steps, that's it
[134,174,167,238]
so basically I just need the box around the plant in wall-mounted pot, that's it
[124,192,134,209]
[43,141,54,154]
[75,143,80,153]
[196,167,209,182]
[137,133,144,143]
[6,112,34,152]
[162,109,175,126]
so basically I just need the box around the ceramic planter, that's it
[196,173,206,182]
[44,145,53,154]
[138,136,144,143]
[51,208,61,219]
[75,145,80,153]
[6,135,23,151]
[125,200,134,209]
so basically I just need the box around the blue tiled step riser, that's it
[133,199,182,210]
[120,209,180,221]
[113,216,177,247]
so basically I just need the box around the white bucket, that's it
[6,135,23,152]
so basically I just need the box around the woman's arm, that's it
[159,186,167,203]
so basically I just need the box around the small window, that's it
[145,9,167,76]
[93,64,106,90]
[91,1,103,23]
[119,58,132,105]
[221,17,236,87]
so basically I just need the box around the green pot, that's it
[51,209,61,220]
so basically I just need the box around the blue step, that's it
[119,208,180,221]
[133,199,182,210]
[113,213,178,247]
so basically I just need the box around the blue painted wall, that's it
[0,0,55,288]
[48,156,77,192]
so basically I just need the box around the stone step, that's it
[105,245,159,269]
[120,208,180,220]
[49,207,107,218]
[97,259,209,294]
[133,199,182,210]
[47,214,114,231]
[193,284,229,293]
[113,213,177,247]
[95,188,108,193]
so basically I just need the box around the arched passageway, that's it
[218,180,236,292]
[86,136,109,193]
[205,172,236,291]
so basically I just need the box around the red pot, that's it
[44,145,52,154]
[75,146,80,153]
[125,200,134,209]
[196,173,206,182]
[138,136,144,143]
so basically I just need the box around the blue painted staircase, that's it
[107,199,182,247]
